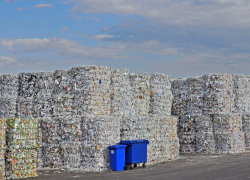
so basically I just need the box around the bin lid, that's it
[119,139,149,145]
[107,145,127,149]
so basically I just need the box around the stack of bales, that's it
[34,72,54,168]
[148,74,179,163]
[48,70,74,168]
[0,118,6,179]
[71,65,120,171]
[173,74,245,154]
[6,118,38,179]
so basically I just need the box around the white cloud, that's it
[16,7,28,11]
[61,27,69,34]
[92,35,114,40]
[68,0,250,27]
[116,40,178,56]
[0,56,17,66]
[33,4,52,8]
[0,38,126,60]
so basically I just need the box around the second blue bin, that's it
[119,140,149,164]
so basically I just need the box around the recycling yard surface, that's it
[23,152,250,180]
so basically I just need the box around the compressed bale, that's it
[242,114,250,150]
[81,116,120,171]
[0,149,6,179]
[233,74,250,113]
[195,115,215,154]
[203,74,235,115]
[213,113,245,154]
[178,116,196,153]
[149,73,173,117]
[129,73,150,117]
[110,68,131,117]
[5,118,38,179]
[171,79,188,116]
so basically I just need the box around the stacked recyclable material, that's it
[233,74,250,113]
[71,65,112,117]
[186,77,204,116]
[0,74,19,118]
[0,118,6,179]
[61,116,82,170]
[195,116,215,153]
[178,116,196,153]
[171,79,188,116]
[52,70,74,117]
[17,73,38,119]
[242,114,250,150]
[6,118,38,179]
[110,68,131,117]
[203,74,235,115]
[70,65,114,171]
[34,72,54,168]
[81,116,120,171]
[147,116,179,164]
[213,113,245,154]
[149,73,173,117]
[129,73,150,117]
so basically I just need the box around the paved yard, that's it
[24,152,250,180]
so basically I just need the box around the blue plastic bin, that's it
[107,145,127,171]
[119,140,149,164]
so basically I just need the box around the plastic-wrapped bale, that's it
[129,73,150,117]
[233,74,250,113]
[81,116,120,171]
[195,115,215,154]
[6,118,38,179]
[61,116,82,170]
[242,114,250,150]
[0,149,6,179]
[203,74,235,115]
[34,72,53,118]
[41,117,62,168]
[186,77,205,116]
[71,65,112,117]
[178,116,196,153]
[52,70,74,117]
[1,74,19,118]
[5,149,38,179]
[149,73,173,117]
[213,113,245,154]
[110,68,131,117]
[171,79,188,116]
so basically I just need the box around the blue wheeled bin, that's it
[119,140,149,170]
[107,145,127,171]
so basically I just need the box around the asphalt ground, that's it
[24,152,250,180]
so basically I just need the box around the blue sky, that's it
[1,0,250,78]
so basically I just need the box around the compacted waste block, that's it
[107,145,127,171]
[119,140,149,169]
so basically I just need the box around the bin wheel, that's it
[134,163,137,168]
[142,162,146,168]
[124,165,129,170]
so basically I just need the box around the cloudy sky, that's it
[1,0,250,77]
